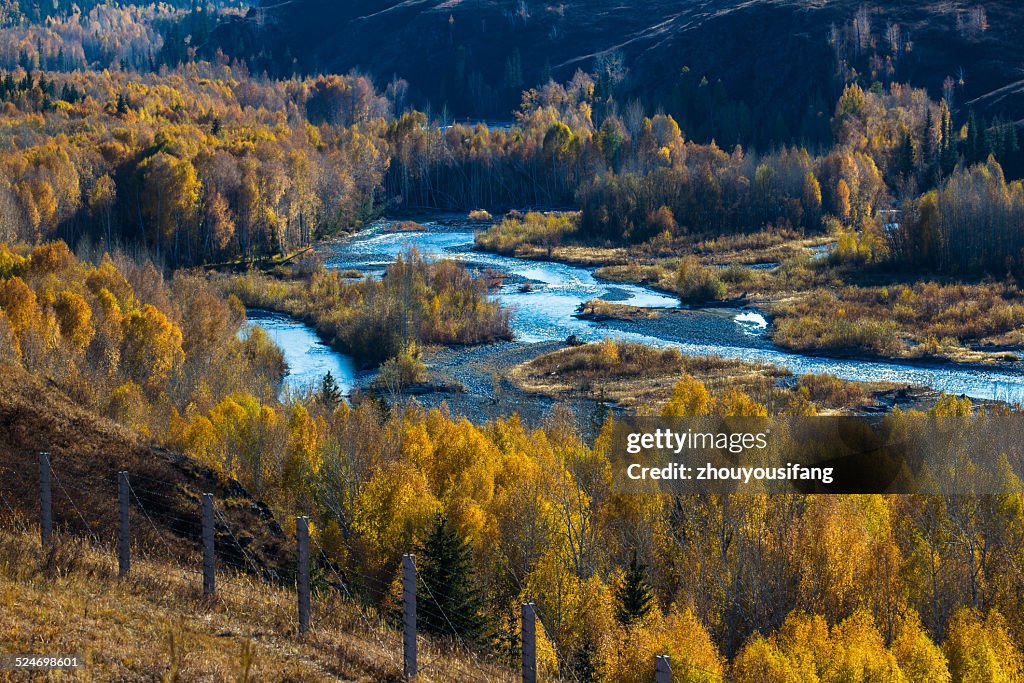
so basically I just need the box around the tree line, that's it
[1,41,1022,274]
[0,64,392,266]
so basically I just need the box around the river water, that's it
[253,216,1024,404]
[244,308,357,395]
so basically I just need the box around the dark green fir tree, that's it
[319,371,342,411]
[417,513,486,643]
[614,549,654,627]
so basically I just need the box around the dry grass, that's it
[576,299,660,321]
[0,360,293,578]
[772,282,1024,362]
[0,529,510,682]
[797,374,869,410]
[511,244,629,266]
[385,221,427,233]
[510,341,788,411]
[595,230,1024,364]
[474,211,578,255]
[696,232,833,267]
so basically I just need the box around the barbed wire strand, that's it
[50,464,104,547]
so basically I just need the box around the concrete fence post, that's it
[296,516,310,635]
[655,654,671,683]
[202,493,215,596]
[522,602,536,683]
[39,452,52,546]
[402,553,417,678]
[118,471,130,577]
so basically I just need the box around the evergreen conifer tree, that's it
[417,513,486,643]
[615,549,654,627]
[319,371,341,411]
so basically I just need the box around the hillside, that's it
[0,360,291,578]
[0,360,512,681]
[216,0,1024,142]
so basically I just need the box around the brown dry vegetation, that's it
[385,221,427,233]
[797,373,870,411]
[597,236,1024,364]
[475,211,580,256]
[510,341,794,413]
[510,342,920,415]
[0,355,512,683]
[0,529,507,683]
[0,359,290,577]
[575,299,660,321]
[772,282,1024,362]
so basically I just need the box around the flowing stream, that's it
[251,216,1024,404]
[244,308,357,395]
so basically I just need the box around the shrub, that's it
[377,343,427,393]
[797,374,867,409]
[224,251,511,366]
[475,211,577,254]
[675,256,726,302]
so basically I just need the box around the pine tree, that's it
[896,131,915,180]
[319,370,341,411]
[417,513,486,643]
[615,549,654,627]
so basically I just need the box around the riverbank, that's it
[220,253,510,367]
[505,340,956,415]
[584,304,1022,376]
[475,211,1024,368]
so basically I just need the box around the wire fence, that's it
[0,451,688,682]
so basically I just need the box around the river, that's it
[251,216,1024,404]
[244,308,357,395]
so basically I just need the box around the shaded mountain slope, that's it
[216,0,1024,136]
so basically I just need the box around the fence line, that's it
[0,452,686,682]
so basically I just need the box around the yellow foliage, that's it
[86,257,136,313]
[892,614,950,683]
[662,374,714,417]
[732,635,806,683]
[353,460,439,567]
[601,606,724,683]
[0,275,41,334]
[775,612,833,677]
[52,289,94,351]
[824,610,905,682]
[29,241,75,275]
[929,393,973,416]
[943,609,1024,683]
[0,244,28,278]
[285,403,324,487]
[122,303,185,391]
[715,389,768,417]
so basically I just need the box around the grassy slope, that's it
[0,530,509,682]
